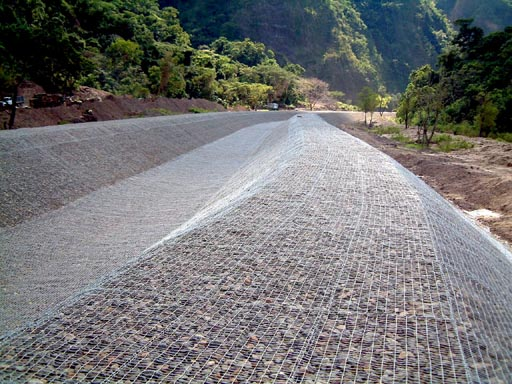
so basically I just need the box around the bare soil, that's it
[1,85,225,129]
[321,112,512,246]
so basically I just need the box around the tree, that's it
[152,6,191,46]
[413,84,444,146]
[357,87,379,127]
[245,83,273,110]
[103,37,147,95]
[396,89,413,129]
[475,96,499,137]
[187,67,218,99]
[153,54,187,98]
[106,38,143,71]
[0,0,86,128]
[284,63,306,76]
[436,21,512,136]
[453,19,484,57]
[298,78,329,111]
[329,91,346,102]
[117,67,150,98]
[255,63,299,106]
[376,87,392,116]
[405,65,444,146]
[211,37,273,67]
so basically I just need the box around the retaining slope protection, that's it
[0,114,511,383]
[0,112,295,333]
[0,112,295,227]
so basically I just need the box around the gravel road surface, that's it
[0,113,511,383]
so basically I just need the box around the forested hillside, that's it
[1,0,511,128]
[164,0,453,97]
[397,20,512,140]
[0,0,308,129]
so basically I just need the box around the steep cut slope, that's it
[164,0,452,95]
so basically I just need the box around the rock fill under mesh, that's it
[0,113,510,383]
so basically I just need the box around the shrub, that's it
[431,133,452,144]
[391,133,414,144]
[494,132,512,143]
[405,143,424,150]
[336,102,359,111]
[440,121,479,137]
[436,137,474,152]
[145,108,178,116]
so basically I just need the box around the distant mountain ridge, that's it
[437,0,512,33]
[163,0,511,97]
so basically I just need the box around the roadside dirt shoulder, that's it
[321,112,512,246]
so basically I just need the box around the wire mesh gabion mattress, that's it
[0,114,511,383]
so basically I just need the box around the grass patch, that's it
[371,125,402,135]
[336,102,359,111]
[430,133,452,144]
[146,108,178,116]
[405,143,424,150]
[127,112,144,118]
[494,132,512,143]
[188,107,212,114]
[391,133,414,144]
[375,128,474,152]
[432,134,474,152]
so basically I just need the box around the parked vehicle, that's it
[1,96,26,109]
[267,102,279,110]
[1,97,12,108]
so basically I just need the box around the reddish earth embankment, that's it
[1,86,225,129]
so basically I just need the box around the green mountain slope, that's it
[164,0,453,97]
[437,0,512,32]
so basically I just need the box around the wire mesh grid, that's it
[0,114,510,383]
[0,114,295,334]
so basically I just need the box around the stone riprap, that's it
[0,112,298,333]
[0,113,511,383]
[0,117,293,334]
[0,112,295,227]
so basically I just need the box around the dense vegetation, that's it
[164,0,454,97]
[397,20,512,141]
[1,0,510,136]
[0,0,306,118]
